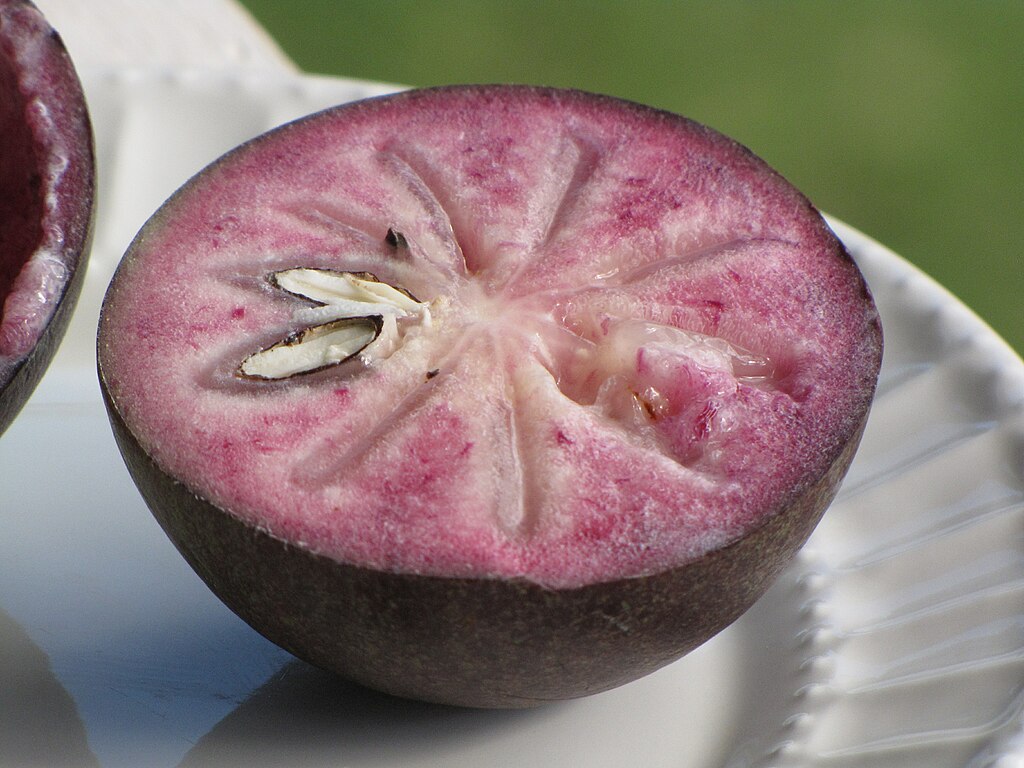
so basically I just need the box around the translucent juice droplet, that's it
[731,349,774,384]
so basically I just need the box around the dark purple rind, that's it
[101,369,865,708]
[0,0,95,436]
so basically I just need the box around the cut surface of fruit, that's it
[0,0,94,434]
[100,85,881,706]
[99,86,880,591]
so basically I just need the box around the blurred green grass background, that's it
[240,1,1022,355]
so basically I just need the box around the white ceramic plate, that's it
[2,71,1022,768]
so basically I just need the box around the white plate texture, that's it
[1,71,1022,768]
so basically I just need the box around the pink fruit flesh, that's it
[99,86,881,590]
[0,41,41,324]
[0,0,94,419]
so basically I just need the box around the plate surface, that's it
[1,71,1022,768]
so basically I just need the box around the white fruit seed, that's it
[239,269,430,379]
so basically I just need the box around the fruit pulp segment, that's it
[0,2,83,361]
[99,87,881,588]
[0,43,42,315]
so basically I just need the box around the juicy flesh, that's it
[0,45,44,341]
[0,4,85,365]
[99,88,880,588]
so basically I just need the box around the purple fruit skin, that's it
[0,0,95,436]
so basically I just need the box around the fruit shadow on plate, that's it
[177,660,551,767]
[0,607,99,768]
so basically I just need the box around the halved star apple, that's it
[0,0,94,435]
[98,85,882,707]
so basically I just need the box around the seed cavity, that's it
[385,227,409,249]
[240,317,382,379]
[273,268,423,315]
[238,268,430,380]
